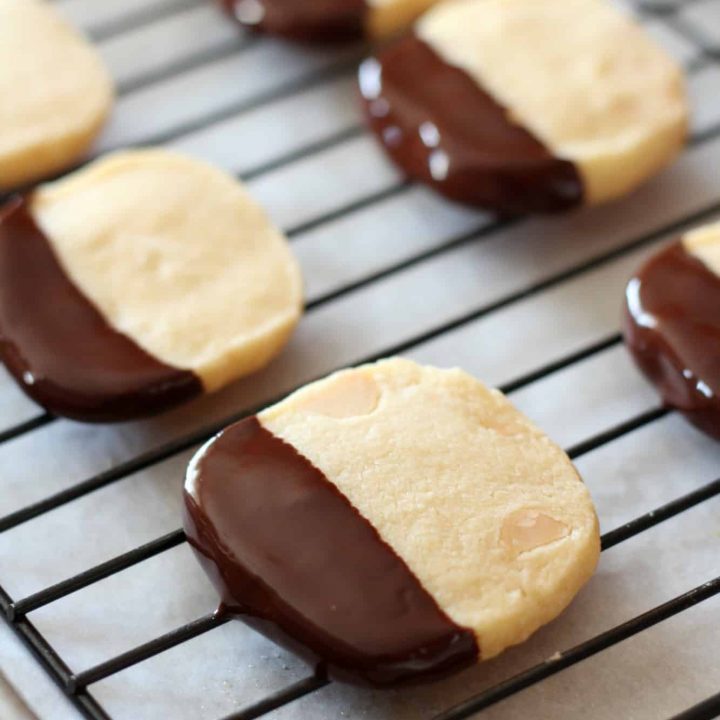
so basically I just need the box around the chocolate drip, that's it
[221,0,367,42]
[184,416,478,686]
[0,196,202,423]
[624,240,720,439]
[359,35,584,214]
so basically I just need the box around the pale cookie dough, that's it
[625,221,720,440]
[185,358,600,684]
[32,150,303,392]
[683,221,720,272]
[222,0,443,42]
[366,0,440,38]
[417,0,688,205]
[0,0,113,191]
[0,150,302,421]
[259,358,600,659]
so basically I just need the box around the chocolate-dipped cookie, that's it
[0,0,113,191]
[624,222,720,440]
[219,0,440,42]
[359,0,688,214]
[184,358,600,686]
[0,150,303,422]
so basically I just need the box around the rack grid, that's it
[1,0,720,718]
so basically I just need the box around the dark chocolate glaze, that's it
[0,196,202,423]
[220,0,367,42]
[183,416,478,686]
[359,35,584,214]
[624,240,720,440]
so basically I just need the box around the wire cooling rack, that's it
[1,0,720,718]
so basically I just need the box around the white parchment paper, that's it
[1,1,720,719]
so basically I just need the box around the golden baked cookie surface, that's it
[32,150,303,393]
[0,0,113,190]
[417,0,688,204]
[259,358,600,659]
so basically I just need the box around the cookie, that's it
[624,222,720,440]
[220,0,441,42]
[184,358,600,686]
[359,0,688,214]
[0,0,113,191]
[0,150,303,422]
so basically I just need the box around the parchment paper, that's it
[1,1,719,718]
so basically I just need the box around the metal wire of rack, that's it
[1,0,720,718]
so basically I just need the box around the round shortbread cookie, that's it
[220,0,441,41]
[184,358,600,686]
[0,150,303,422]
[0,0,113,191]
[625,221,720,440]
[359,0,688,214]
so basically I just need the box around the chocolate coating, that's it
[359,35,584,214]
[184,416,478,686]
[624,240,720,439]
[221,0,367,42]
[0,196,202,423]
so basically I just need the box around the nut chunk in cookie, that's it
[0,0,113,191]
[360,0,688,214]
[625,222,720,441]
[184,358,600,686]
[0,151,303,422]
